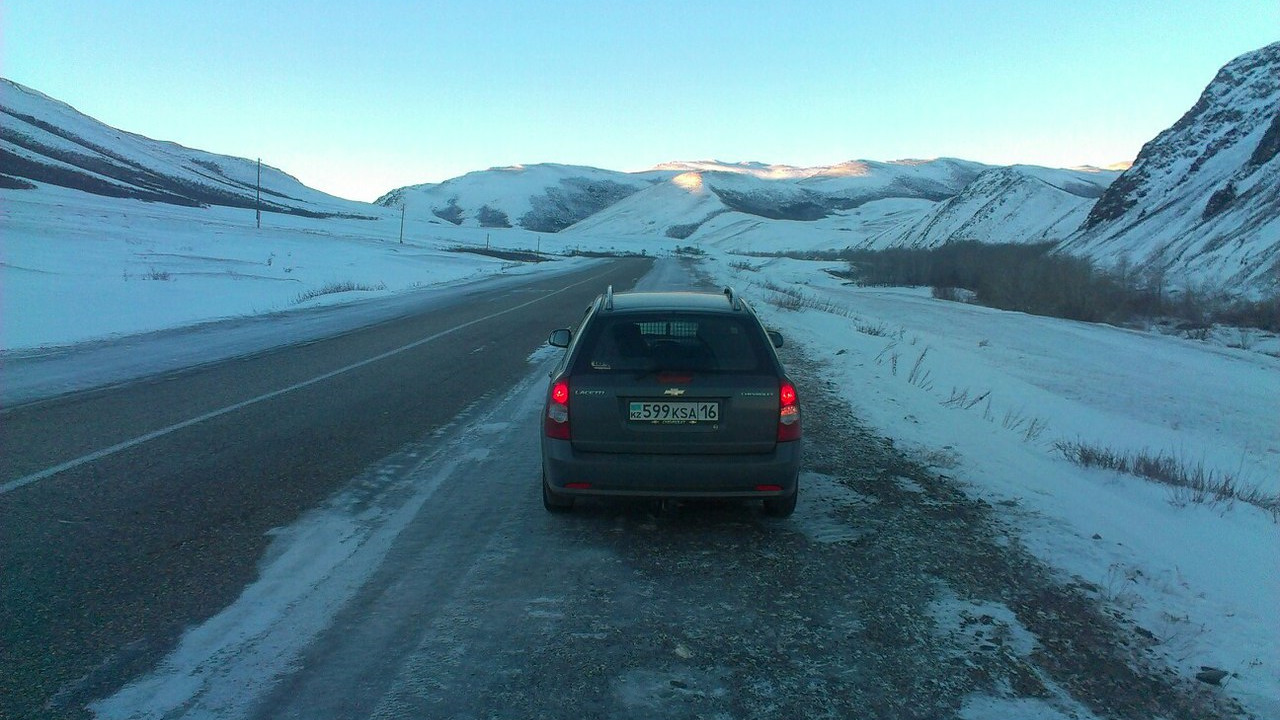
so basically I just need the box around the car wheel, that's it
[542,474,574,513]
[762,484,798,518]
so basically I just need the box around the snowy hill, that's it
[563,171,727,239]
[563,158,990,246]
[374,163,672,232]
[864,165,1120,249]
[1060,42,1280,296]
[0,79,376,218]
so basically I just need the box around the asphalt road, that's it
[0,257,651,720]
[1,256,1238,720]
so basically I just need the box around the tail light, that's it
[544,378,571,439]
[777,379,801,442]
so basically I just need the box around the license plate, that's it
[629,401,719,424]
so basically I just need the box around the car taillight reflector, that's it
[777,380,801,442]
[545,379,571,439]
[780,382,797,407]
[552,380,570,405]
[755,484,783,492]
[565,482,592,490]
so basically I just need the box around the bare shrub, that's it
[907,347,932,389]
[294,280,388,304]
[856,322,892,337]
[874,342,897,365]
[1055,441,1277,518]
[1000,408,1047,441]
[1097,563,1143,609]
[1213,295,1280,332]
[1021,417,1049,442]
[819,241,1278,332]
[766,289,805,311]
[759,280,853,316]
[942,387,991,410]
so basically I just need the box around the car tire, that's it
[542,474,574,513]
[762,484,798,518]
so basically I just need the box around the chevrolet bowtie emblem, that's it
[663,388,686,397]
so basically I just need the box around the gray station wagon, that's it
[541,286,802,516]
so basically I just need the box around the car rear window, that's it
[577,313,771,374]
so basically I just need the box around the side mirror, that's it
[548,328,572,348]
[767,331,784,348]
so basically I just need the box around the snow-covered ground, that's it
[1,186,657,353]
[705,255,1280,717]
[5,188,1277,717]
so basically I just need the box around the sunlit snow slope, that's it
[374,163,672,232]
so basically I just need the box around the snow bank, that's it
[706,255,1280,717]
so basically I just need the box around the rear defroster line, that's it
[0,269,616,495]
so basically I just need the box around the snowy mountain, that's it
[8,47,1276,298]
[0,78,376,219]
[1060,42,1280,295]
[864,165,1120,249]
[374,164,672,232]
[563,158,990,243]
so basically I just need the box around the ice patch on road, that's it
[472,421,512,435]
[930,594,1104,720]
[929,596,1038,658]
[959,694,1098,720]
[613,666,730,714]
[791,472,877,545]
[526,343,563,364]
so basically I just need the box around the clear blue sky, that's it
[4,1,1277,201]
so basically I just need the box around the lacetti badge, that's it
[663,388,686,397]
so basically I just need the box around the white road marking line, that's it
[1,268,613,494]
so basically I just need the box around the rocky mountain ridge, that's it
[1061,42,1280,294]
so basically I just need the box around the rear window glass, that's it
[577,313,771,373]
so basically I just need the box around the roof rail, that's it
[604,284,614,311]
[723,286,742,310]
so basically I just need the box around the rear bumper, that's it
[542,438,801,498]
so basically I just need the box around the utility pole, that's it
[399,203,406,244]
[255,157,262,229]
